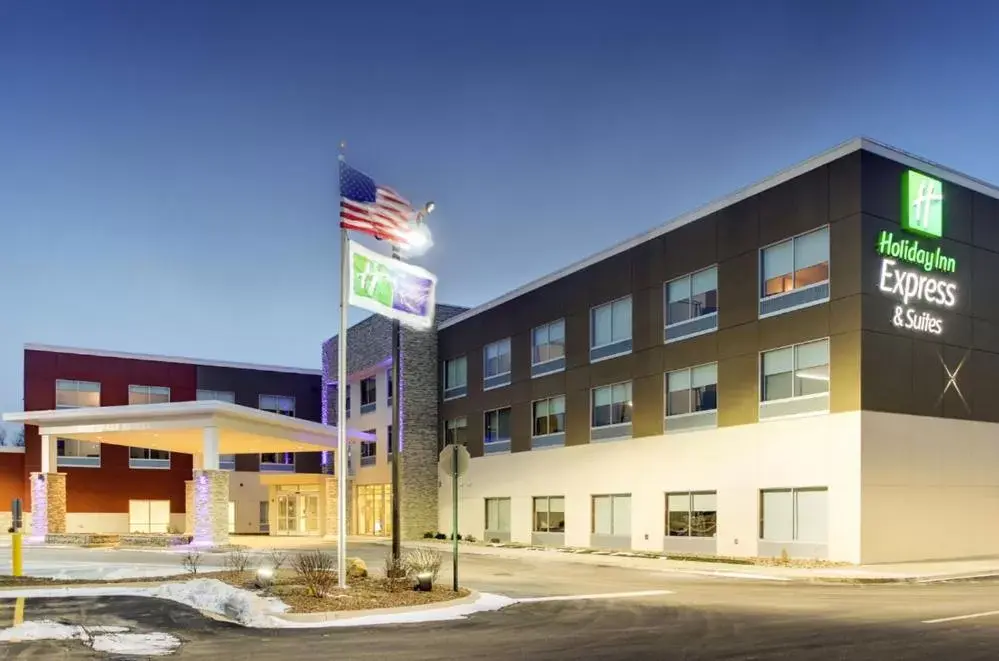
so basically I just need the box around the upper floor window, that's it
[441,416,467,454]
[443,356,468,400]
[128,385,170,405]
[665,266,718,342]
[484,407,512,454]
[345,384,351,418]
[532,319,565,377]
[532,396,566,437]
[387,424,394,458]
[386,368,393,404]
[360,376,377,414]
[590,296,632,362]
[260,452,295,472]
[760,338,830,420]
[760,227,830,317]
[360,430,377,466]
[666,362,718,419]
[483,338,512,389]
[591,381,632,442]
[196,389,235,403]
[129,447,171,468]
[259,394,295,417]
[56,380,100,408]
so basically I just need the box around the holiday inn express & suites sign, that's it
[876,170,957,336]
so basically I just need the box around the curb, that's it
[271,590,480,623]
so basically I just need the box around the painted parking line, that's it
[923,610,999,624]
[518,589,674,603]
[13,597,24,626]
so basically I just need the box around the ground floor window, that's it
[592,494,631,536]
[128,500,170,533]
[259,501,270,534]
[533,496,565,533]
[760,487,828,543]
[667,491,717,537]
[485,497,511,533]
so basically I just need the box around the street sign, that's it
[438,444,470,478]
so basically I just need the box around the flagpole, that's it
[336,152,350,590]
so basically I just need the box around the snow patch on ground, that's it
[90,631,182,656]
[148,579,288,627]
[0,621,128,642]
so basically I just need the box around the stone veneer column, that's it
[191,470,230,547]
[184,481,195,535]
[399,324,442,539]
[29,472,66,538]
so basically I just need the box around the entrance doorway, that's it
[355,483,392,536]
[274,487,320,536]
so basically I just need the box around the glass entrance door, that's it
[275,492,320,536]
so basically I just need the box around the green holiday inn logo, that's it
[902,170,943,239]
[876,231,956,273]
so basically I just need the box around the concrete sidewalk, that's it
[373,539,999,584]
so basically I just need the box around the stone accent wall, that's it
[184,481,194,535]
[319,475,338,538]
[29,472,66,537]
[191,470,230,546]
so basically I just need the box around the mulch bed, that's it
[221,571,469,613]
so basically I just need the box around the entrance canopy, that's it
[2,400,369,456]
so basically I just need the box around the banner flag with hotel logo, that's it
[347,240,437,330]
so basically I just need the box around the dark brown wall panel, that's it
[717,354,758,427]
[830,330,861,412]
[632,373,664,437]
[758,165,830,247]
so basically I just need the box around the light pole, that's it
[391,202,434,563]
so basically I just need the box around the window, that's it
[532,319,565,371]
[532,396,566,436]
[129,447,170,467]
[533,496,565,533]
[442,417,467,453]
[360,377,377,413]
[761,339,830,402]
[260,452,294,471]
[55,379,100,408]
[220,454,236,470]
[760,228,830,316]
[667,492,717,537]
[760,487,828,543]
[196,389,235,403]
[345,384,351,418]
[591,382,632,428]
[386,368,393,404]
[55,380,101,466]
[590,296,632,360]
[387,425,394,458]
[259,394,295,416]
[666,363,718,416]
[485,498,511,533]
[360,430,377,466]
[128,385,170,405]
[666,266,718,325]
[592,494,631,536]
[443,356,468,399]
[483,338,512,389]
[484,408,512,453]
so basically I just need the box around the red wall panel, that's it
[0,452,25,511]
[23,349,198,513]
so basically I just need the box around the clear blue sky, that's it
[2,1,998,423]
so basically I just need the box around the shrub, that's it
[383,553,409,592]
[490,538,500,544]
[293,550,338,597]
[779,548,790,566]
[181,550,203,575]
[404,548,443,585]
[464,535,476,543]
[346,556,368,579]
[423,531,435,539]
[268,549,289,572]
[224,548,255,575]
[434,532,447,540]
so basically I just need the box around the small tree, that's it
[0,428,6,446]
[13,429,24,448]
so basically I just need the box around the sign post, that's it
[439,443,469,592]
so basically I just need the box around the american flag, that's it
[339,160,415,245]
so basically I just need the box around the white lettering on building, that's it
[879,258,955,335]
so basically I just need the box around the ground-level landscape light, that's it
[255,566,274,589]
[415,572,433,592]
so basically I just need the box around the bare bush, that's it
[293,550,338,597]
[268,549,289,572]
[404,548,443,585]
[224,548,255,575]
[182,550,203,575]
[383,553,409,592]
